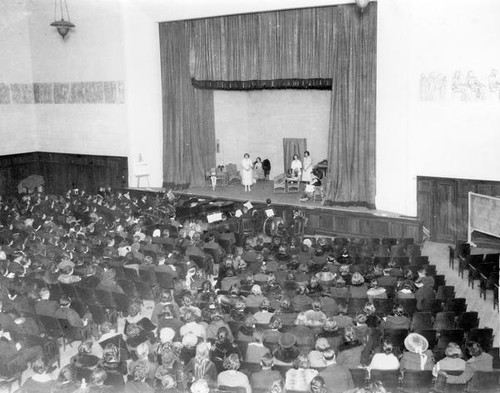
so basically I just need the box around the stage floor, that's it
[130,180,416,221]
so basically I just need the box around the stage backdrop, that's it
[160,3,376,208]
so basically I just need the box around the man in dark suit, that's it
[415,276,436,311]
[34,287,59,316]
[250,353,282,390]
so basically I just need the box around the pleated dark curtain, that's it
[324,6,377,208]
[159,22,216,189]
[159,4,376,206]
[283,138,307,174]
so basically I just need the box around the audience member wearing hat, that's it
[273,332,300,365]
[71,340,100,382]
[99,343,128,387]
[400,333,435,371]
[155,347,186,391]
[441,341,493,385]
[206,308,233,342]
[285,353,319,392]
[217,353,251,393]
[262,315,283,354]
[210,327,241,373]
[124,362,155,393]
[336,327,365,369]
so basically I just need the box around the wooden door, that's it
[417,178,434,235]
[434,180,457,242]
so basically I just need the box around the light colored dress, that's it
[241,157,255,186]
[302,155,313,182]
[291,159,302,177]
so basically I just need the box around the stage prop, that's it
[159,3,377,208]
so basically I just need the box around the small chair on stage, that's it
[273,173,286,193]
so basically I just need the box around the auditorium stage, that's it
[128,181,424,242]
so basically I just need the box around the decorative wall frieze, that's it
[0,81,125,104]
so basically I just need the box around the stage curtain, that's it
[189,7,335,89]
[323,5,377,209]
[283,138,307,174]
[159,22,216,189]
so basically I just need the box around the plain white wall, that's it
[27,0,128,157]
[214,90,330,178]
[376,0,500,216]
[0,0,37,154]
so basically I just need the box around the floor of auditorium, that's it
[5,241,499,392]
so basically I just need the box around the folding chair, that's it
[410,312,433,330]
[434,311,455,331]
[436,286,455,299]
[437,329,465,349]
[400,370,433,393]
[467,370,500,393]
[397,299,417,317]
[444,298,466,314]
[369,369,401,391]
[413,329,437,349]
[456,311,479,332]
[349,368,369,388]
[468,328,494,352]
[384,328,409,351]
[0,356,24,393]
[373,298,394,316]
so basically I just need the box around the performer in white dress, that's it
[302,151,313,183]
[290,154,302,178]
[241,153,255,192]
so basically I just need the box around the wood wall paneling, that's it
[0,152,128,195]
[417,176,500,243]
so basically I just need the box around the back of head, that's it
[33,357,50,374]
[467,341,483,357]
[91,368,107,385]
[293,353,310,369]
[445,342,463,358]
[261,353,274,368]
[58,364,76,384]
[223,353,240,371]
[383,340,394,355]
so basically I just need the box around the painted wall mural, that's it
[419,69,500,102]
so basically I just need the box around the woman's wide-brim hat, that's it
[404,332,429,353]
[279,332,297,348]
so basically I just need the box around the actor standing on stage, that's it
[241,153,255,192]
[302,151,313,183]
